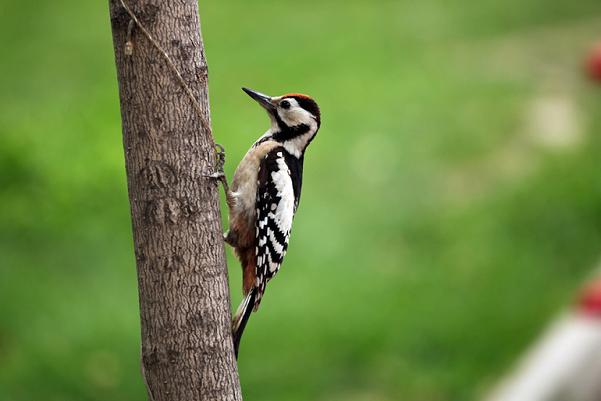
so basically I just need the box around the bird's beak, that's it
[242,87,276,114]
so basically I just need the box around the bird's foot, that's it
[204,143,229,192]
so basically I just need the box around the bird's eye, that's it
[280,100,291,109]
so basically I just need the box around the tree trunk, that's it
[108,1,242,400]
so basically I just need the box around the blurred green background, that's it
[2,0,601,400]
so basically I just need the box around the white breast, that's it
[230,140,279,221]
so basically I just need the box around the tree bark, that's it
[108,1,242,400]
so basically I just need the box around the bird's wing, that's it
[253,147,300,310]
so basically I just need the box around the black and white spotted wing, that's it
[253,147,303,310]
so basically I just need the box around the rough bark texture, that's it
[108,1,242,400]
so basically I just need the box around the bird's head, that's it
[243,87,320,156]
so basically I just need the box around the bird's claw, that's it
[214,143,226,171]
[204,143,226,178]
[204,143,229,193]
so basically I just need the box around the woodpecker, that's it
[211,88,321,358]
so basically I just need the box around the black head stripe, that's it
[272,117,310,142]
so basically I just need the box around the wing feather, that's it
[253,148,297,310]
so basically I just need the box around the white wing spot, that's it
[269,257,279,272]
[270,157,295,237]
[268,230,285,255]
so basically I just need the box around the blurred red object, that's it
[578,279,601,317]
[484,275,601,401]
[586,42,601,81]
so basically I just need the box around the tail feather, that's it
[232,289,256,359]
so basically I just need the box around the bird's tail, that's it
[232,288,257,359]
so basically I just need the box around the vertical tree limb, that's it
[108,1,242,400]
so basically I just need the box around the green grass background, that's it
[2,1,601,400]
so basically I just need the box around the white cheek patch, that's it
[277,104,314,127]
